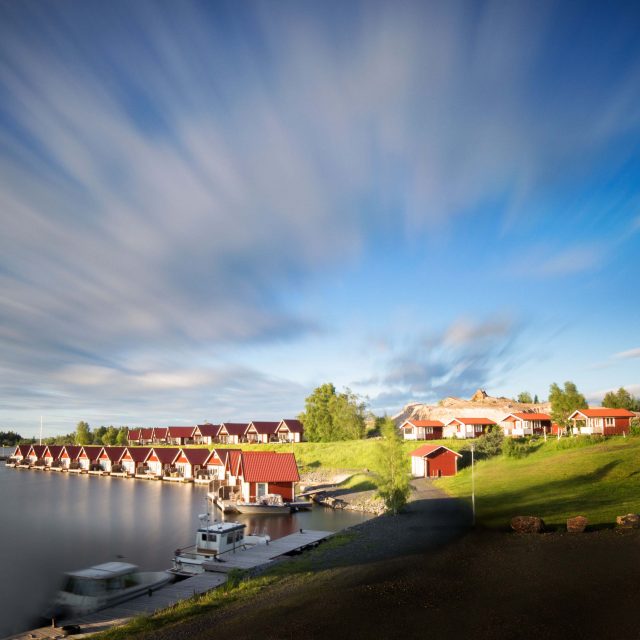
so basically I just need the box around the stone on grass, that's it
[566,516,588,533]
[616,514,640,529]
[511,516,545,533]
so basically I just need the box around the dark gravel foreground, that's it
[127,482,640,640]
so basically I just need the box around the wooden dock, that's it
[203,529,334,572]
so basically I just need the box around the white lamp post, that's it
[470,443,475,527]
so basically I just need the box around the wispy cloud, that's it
[615,348,640,359]
[1,1,640,430]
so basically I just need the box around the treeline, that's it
[0,431,24,446]
[73,421,129,446]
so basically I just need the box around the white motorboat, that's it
[51,562,172,617]
[170,514,271,576]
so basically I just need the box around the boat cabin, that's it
[194,519,247,556]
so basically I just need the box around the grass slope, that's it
[213,438,461,473]
[437,436,640,528]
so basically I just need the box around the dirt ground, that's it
[128,483,640,640]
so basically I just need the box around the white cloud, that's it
[615,348,640,359]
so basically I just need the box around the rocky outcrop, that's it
[511,516,545,533]
[393,390,552,427]
[616,514,640,529]
[567,516,588,533]
[312,491,386,516]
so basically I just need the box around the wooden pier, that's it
[203,529,334,572]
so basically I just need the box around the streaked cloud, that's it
[615,348,640,360]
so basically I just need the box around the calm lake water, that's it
[0,465,371,636]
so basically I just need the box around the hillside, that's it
[393,388,551,426]
[437,436,640,528]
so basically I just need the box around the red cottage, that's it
[167,426,196,446]
[570,408,636,436]
[203,448,238,480]
[444,417,496,439]
[27,444,47,465]
[400,420,445,441]
[96,446,126,472]
[501,413,552,437]
[277,419,303,443]
[194,424,221,445]
[234,451,300,503]
[43,445,63,468]
[171,448,211,480]
[78,445,102,470]
[410,445,462,478]
[59,445,82,469]
[152,427,169,444]
[12,444,31,464]
[143,447,180,478]
[219,423,249,445]
[119,447,152,475]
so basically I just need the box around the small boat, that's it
[235,494,291,514]
[170,514,271,576]
[50,562,172,617]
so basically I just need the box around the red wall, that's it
[426,450,458,477]
[605,417,631,435]
[249,482,294,501]
[423,427,444,440]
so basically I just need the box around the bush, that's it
[630,418,640,437]
[502,438,536,459]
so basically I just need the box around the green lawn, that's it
[213,438,461,473]
[436,436,640,528]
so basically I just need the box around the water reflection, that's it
[0,466,371,636]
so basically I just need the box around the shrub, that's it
[630,418,640,437]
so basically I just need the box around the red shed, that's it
[410,445,462,478]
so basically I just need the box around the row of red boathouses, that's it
[8,445,300,503]
[127,419,303,446]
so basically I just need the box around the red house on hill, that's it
[167,426,196,446]
[399,419,445,441]
[276,419,303,443]
[194,424,221,445]
[444,417,496,439]
[501,412,552,437]
[219,423,249,444]
[410,445,462,478]
[569,408,636,436]
[233,451,300,502]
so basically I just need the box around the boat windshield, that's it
[62,577,105,596]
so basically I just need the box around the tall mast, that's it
[39,416,43,445]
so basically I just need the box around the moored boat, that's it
[50,562,172,617]
[170,514,270,576]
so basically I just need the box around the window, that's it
[426,427,433,434]
[257,482,268,498]
[605,417,615,427]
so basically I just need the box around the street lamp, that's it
[470,443,476,527]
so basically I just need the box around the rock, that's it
[616,514,640,529]
[471,389,488,402]
[511,516,545,533]
[567,516,588,533]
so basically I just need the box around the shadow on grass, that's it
[474,460,625,529]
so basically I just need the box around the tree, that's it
[549,381,587,431]
[75,421,92,445]
[94,426,107,444]
[299,383,367,441]
[116,427,129,446]
[602,387,640,412]
[517,391,533,404]
[374,418,411,514]
[534,394,539,404]
[102,426,119,446]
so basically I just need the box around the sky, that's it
[1,0,639,437]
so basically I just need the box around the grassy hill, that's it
[436,436,640,528]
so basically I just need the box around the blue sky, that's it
[1,0,639,437]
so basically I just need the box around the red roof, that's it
[447,417,496,425]
[168,426,196,438]
[402,420,445,428]
[14,444,31,457]
[249,421,280,435]
[226,449,243,475]
[79,445,102,459]
[124,446,152,463]
[279,419,303,433]
[153,427,168,439]
[139,428,154,440]
[196,424,221,437]
[410,445,462,458]
[221,423,249,437]
[144,447,178,464]
[238,451,300,483]
[127,429,141,440]
[61,445,81,459]
[571,408,635,418]
[28,444,46,457]
[505,412,551,421]
[99,446,126,462]
[210,448,239,466]
[176,448,211,465]
[43,445,63,459]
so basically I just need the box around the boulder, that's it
[511,516,545,533]
[566,516,588,533]
[616,514,640,529]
